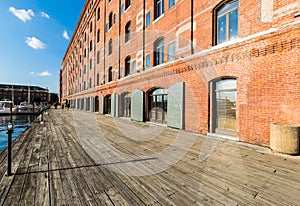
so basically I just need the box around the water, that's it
[0,115,37,153]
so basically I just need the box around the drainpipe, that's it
[118,0,121,79]
[143,0,146,71]
[104,0,107,84]
[191,0,194,55]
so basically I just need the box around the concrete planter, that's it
[270,123,300,155]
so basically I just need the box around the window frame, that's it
[108,39,113,55]
[109,12,113,29]
[125,56,131,76]
[154,0,165,20]
[97,8,101,20]
[168,0,175,9]
[146,11,151,27]
[125,0,131,10]
[167,42,175,62]
[213,0,239,45]
[125,21,131,43]
[153,38,164,66]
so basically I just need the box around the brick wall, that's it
[61,0,300,146]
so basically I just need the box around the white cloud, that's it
[30,71,52,77]
[62,30,70,40]
[25,37,46,50]
[9,7,34,22]
[41,12,50,19]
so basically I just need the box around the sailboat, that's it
[0,101,17,114]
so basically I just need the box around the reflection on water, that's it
[0,115,37,153]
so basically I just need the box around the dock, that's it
[0,109,300,205]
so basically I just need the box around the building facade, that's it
[0,84,50,105]
[60,0,300,146]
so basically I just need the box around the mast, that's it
[28,84,30,104]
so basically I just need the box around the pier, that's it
[0,109,300,205]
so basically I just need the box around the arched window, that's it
[210,78,237,136]
[125,0,131,10]
[149,88,168,123]
[125,21,131,43]
[108,39,112,55]
[153,38,164,66]
[214,0,239,45]
[97,29,100,42]
[125,56,131,76]
[109,12,113,29]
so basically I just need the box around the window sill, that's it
[125,5,131,12]
[153,13,165,24]
[124,39,131,45]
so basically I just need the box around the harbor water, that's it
[0,115,37,153]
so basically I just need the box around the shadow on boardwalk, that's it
[0,109,299,205]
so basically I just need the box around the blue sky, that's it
[0,0,85,93]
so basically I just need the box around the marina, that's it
[0,115,38,152]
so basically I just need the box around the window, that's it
[125,0,131,10]
[108,67,113,82]
[97,8,100,20]
[97,29,100,42]
[90,40,93,51]
[146,12,151,27]
[109,12,113,29]
[114,14,117,24]
[97,73,100,86]
[125,56,131,76]
[154,0,164,19]
[84,49,86,58]
[90,22,93,32]
[168,42,175,61]
[215,0,238,45]
[146,54,151,69]
[120,67,124,78]
[121,4,125,14]
[169,0,175,9]
[90,58,93,69]
[108,39,112,55]
[125,21,131,43]
[132,60,136,73]
[154,38,164,66]
[97,51,100,64]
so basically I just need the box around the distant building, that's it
[0,84,49,105]
[60,0,300,147]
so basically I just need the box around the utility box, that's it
[270,123,300,155]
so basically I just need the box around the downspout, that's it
[143,0,146,71]
[118,0,121,79]
[191,0,194,55]
[104,0,107,84]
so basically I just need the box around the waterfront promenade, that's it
[0,109,300,205]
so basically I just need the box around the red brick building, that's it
[0,84,49,105]
[60,0,300,146]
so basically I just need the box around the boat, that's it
[0,101,17,114]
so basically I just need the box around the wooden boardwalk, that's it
[0,109,300,205]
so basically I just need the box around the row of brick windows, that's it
[83,0,238,56]
[71,0,239,89]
